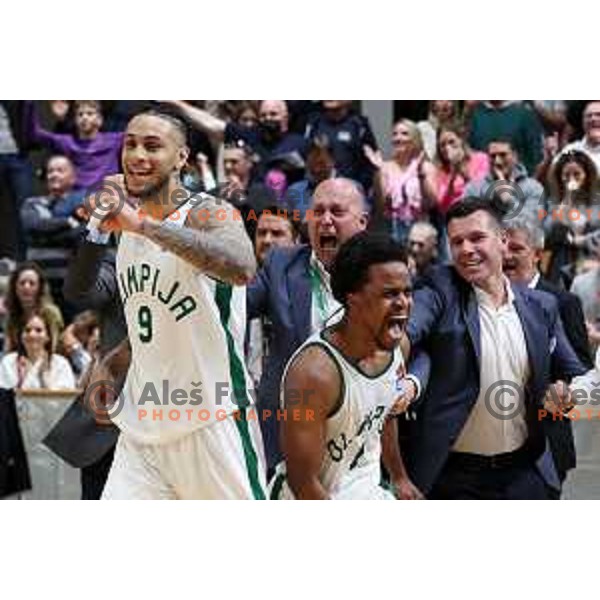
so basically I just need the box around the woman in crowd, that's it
[436,122,489,213]
[366,119,438,244]
[3,262,64,353]
[417,100,459,160]
[544,149,600,287]
[0,308,75,390]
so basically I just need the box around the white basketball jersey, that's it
[113,198,252,444]
[270,329,404,499]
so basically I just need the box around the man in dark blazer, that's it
[46,225,127,499]
[405,197,586,499]
[503,215,592,493]
[247,178,369,473]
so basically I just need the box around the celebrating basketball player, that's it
[270,232,423,500]
[91,111,266,499]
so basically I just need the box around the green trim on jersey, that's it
[214,282,265,500]
[270,472,286,500]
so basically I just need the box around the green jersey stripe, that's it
[214,282,265,500]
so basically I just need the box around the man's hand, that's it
[393,477,425,500]
[390,378,418,416]
[543,380,573,415]
[586,321,600,345]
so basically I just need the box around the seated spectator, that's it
[366,120,438,244]
[21,155,87,312]
[0,308,75,390]
[463,138,544,219]
[436,123,489,214]
[25,100,123,190]
[165,100,307,183]
[285,136,336,221]
[467,101,544,176]
[4,262,64,354]
[304,101,378,189]
[60,310,100,381]
[408,221,439,277]
[543,149,600,287]
[417,100,459,160]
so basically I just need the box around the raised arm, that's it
[280,345,341,500]
[163,100,226,143]
[112,191,256,286]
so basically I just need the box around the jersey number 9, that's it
[138,305,153,343]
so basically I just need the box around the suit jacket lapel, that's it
[512,286,543,396]
[287,250,312,341]
[462,288,482,368]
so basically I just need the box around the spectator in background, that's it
[0,101,34,263]
[0,308,75,390]
[467,101,543,176]
[235,101,260,129]
[215,140,277,236]
[503,215,592,369]
[165,100,307,183]
[366,120,438,244]
[543,149,600,288]
[304,101,378,189]
[464,138,544,219]
[571,250,600,352]
[26,100,123,190]
[60,310,100,381]
[21,155,87,315]
[408,221,439,277]
[556,101,600,172]
[4,262,63,354]
[286,136,336,222]
[436,123,489,214]
[418,100,459,160]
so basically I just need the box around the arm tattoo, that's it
[140,198,256,285]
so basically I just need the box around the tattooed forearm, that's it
[139,204,256,285]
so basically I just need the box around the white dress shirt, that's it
[453,279,530,455]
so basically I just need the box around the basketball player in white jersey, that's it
[89,111,266,499]
[270,232,423,500]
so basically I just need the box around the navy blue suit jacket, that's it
[405,265,586,495]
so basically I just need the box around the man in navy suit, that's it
[247,178,369,472]
[405,197,586,499]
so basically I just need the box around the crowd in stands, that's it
[2,99,600,498]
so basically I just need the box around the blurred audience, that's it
[4,261,63,354]
[418,100,459,160]
[467,101,543,176]
[0,308,75,390]
[367,119,438,244]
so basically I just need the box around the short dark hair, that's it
[445,196,504,229]
[130,110,188,146]
[487,137,515,151]
[331,232,409,306]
